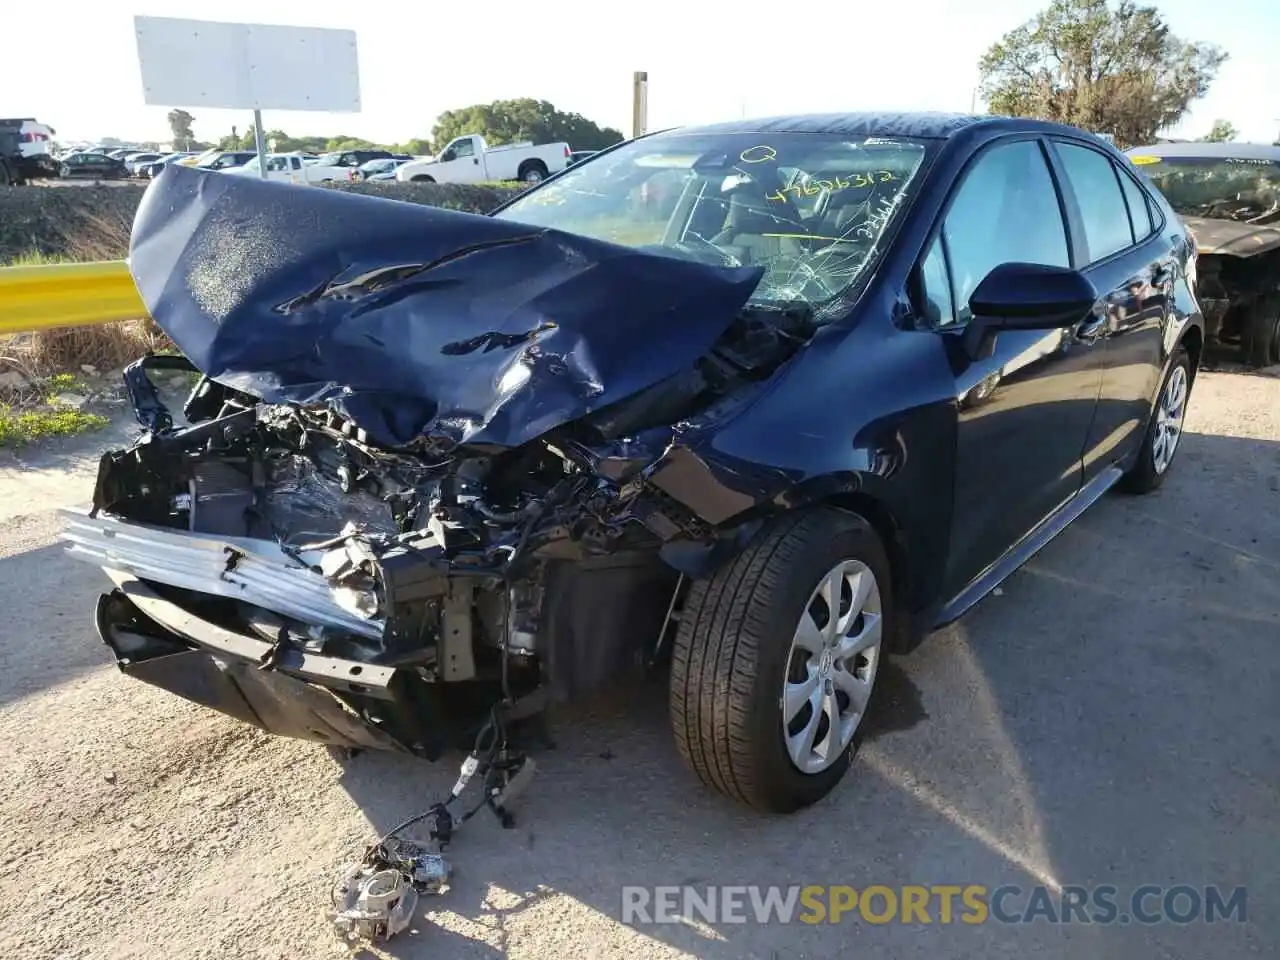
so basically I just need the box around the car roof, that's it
[1125,141,1280,161]
[662,112,1098,141]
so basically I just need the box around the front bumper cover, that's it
[95,569,414,752]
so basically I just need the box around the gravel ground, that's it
[0,370,1276,959]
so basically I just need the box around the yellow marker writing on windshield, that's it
[740,145,777,164]
[765,171,898,202]
[1129,156,1161,165]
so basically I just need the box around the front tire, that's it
[1121,344,1192,493]
[669,508,891,812]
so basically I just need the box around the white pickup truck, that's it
[221,154,347,185]
[396,134,570,184]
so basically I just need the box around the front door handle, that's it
[473,158,479,165]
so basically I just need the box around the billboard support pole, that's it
[253,109,268,179]
[632,71,648,139]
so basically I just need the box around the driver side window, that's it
[927,139,1070,328]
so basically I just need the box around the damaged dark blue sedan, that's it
[62,113,1202,812]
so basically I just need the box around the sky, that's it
[6,0,1279,148]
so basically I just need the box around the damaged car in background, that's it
[62,113,1203,814]
[1127,141,1280,367]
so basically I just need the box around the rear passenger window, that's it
[1056,143,1132,261]
[1118,170,1154,241]
[942,140,1070,324]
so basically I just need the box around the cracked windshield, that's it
[1134,155,1280,223]
[496,133,930,315]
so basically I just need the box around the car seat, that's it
[708,187,809,262]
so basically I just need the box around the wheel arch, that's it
[1180,323,1204,380]
[709,478,918,654]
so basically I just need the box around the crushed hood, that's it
[129,165,763,449]
[1183,216,1280,257]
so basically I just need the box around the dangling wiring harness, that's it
[329,701,539,944]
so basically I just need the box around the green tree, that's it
[1200,119,1238,142]
[431,99,623,152]
[167,109,196,150]
[979,0,1227,147]
[325,136,380,152]
[265,131,330,154]
[395,138,433,156]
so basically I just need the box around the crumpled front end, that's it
[61,167,814,754]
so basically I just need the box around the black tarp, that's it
[129,165,763,449]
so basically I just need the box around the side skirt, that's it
[933,465,1124,628]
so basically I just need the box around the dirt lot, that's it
[0,371,1276,960]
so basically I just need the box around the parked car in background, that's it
[193,151,259,172]
[567,150,598,166]
[177,148,217,167]
[307,149,396,177]
[350,156,410,181]
[124,153,164,176]
[220,153,346,185]
[68,113,1202,814]
[396,134,570,184]
[221,154,297,182]
[58,152,129,179]
[1127,141,1280,366]
[139,153,195,178]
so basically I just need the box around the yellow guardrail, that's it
[0,261,148,335]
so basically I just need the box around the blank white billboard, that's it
[134,16,360,113]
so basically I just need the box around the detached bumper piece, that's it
[61,505,383,640]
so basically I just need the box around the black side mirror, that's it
[970,262,1096,327]
[963,262,1097,360]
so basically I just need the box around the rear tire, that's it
[411,174,435,183]
[1121,344,1192,494]
[1241,294,1280,368]
[518,162,548,183]
[669,508,892,812]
